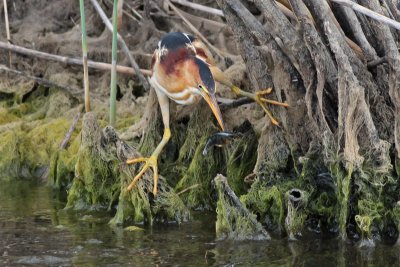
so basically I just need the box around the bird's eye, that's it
[198,84,208,92]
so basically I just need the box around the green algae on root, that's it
[225,121,258,196]
[65,113,189,225]
[284,188,308,240]
[175,104,224,209]
[240,180,285,231]
[214,174,270,241]
[65,113,123,210]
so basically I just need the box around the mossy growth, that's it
[329,160,352,239]
[225,121,258,196]
[240,181,285,230]
[393,203,400,243]
[0,107,19,124]
[48,133,81,189]
[65,113,121,211]
[174,104,224,209]
[284,189,309,240]
[0,130,25,180]
[0,116,78,181]
[175,135,224,209]
[0,87,81,182]
[64,114,189,226]
[110,170,190,226]
[214,174,270,241]
[23,119,73,171]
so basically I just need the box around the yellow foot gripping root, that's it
[126,156,159,196]
[232,86,289,126]
[254,88,289,126]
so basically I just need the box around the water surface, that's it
[0,181,398,266]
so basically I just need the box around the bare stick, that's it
[3,0,11,66]
[0,64,81,97]
[90,0,151,91]
[170,0,224,17]
[79,0,91,112]
[330,0,400,31]
[60,111,82,149]
[0,41,152,76]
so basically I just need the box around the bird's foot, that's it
[254,88,289,126]
[231,86,288,126]
[126,155,159,196]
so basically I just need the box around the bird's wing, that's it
[191,39,216,66]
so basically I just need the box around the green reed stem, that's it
[110,0,119,125]
[79,0,91,112]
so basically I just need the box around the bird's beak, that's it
[202,92,226,131]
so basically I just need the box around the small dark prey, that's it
[202,131,241,156]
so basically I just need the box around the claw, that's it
[126,156,159,195]
[231,86,288,125]
[256,88,273,95]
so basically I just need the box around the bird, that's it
[126,32,288,196]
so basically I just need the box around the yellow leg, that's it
[126,128,171,196]
[231,86,288,125]
[126,86,171,196]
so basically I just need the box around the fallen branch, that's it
[170,0,224,17]
[213,174,270,240]
[330,0,400,31]
[0,41,152,77]
[90,0,151,91]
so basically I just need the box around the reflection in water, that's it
[0,181,399,266]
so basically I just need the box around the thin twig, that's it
[330,0,400,31]
[176,183,200,196]
[123,0,143,20]
[90,0,151,91]
[0,64,82,97]
[170,0,224,17]
[3,0,11,66]
[0,41,152,76]
[60,111,82,149]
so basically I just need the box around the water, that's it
[0,181,399,266]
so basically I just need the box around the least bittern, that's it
[126,32,288,195]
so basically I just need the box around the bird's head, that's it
[192,57,226,131]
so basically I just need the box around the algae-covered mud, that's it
[1,0,400,264]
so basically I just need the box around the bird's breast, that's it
[149,76,201,105]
